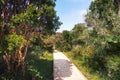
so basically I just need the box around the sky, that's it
[55,0,93,32]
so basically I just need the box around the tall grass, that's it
[64,52,107,80]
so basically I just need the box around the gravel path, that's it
[53,50,87,80]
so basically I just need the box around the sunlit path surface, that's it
[53,50,87,80]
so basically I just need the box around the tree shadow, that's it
[25,50,53,80]
[54,59,73,80]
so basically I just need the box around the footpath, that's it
[53,50,87,80]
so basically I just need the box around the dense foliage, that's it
[55,0,120,79]
[0,0,61,79]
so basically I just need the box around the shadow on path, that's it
[54,59,73,80]
[54,50,88,80]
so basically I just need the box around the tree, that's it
[62,30,72,44]
[71,23,89,45]
[86,0,120,33]
[85,0,120,50]
[0,0,61,75]
[85,0,120,79]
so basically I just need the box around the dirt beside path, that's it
[53,50,87,80]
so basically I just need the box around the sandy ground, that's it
[53,50,87,80]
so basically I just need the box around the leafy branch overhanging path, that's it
[53,50,87,80]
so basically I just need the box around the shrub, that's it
[106,55,120,80]
[43,38,54,52]
[72,45,94,57]
[72,45,82,55]
[62,43,71,52]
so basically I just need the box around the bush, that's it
[106,55,120,80]
[62,43,71,52]
[43,38,54,52]
[72,45,94,57]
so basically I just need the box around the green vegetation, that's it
[54,0,120,80]
[0,0,61,79]
[64,52,106,80]
[0,0,120,79]
[26,47,53,80]
[1,46,53,80]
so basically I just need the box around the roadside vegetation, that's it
[26,47,53,80]
[54,0,120,80]
[0,0,120,80]
[0,0,61,79]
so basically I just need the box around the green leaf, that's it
[0,0,4,4]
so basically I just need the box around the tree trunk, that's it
[3,52,11,71]
[22,41,29,60]
[2,43,29,72]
